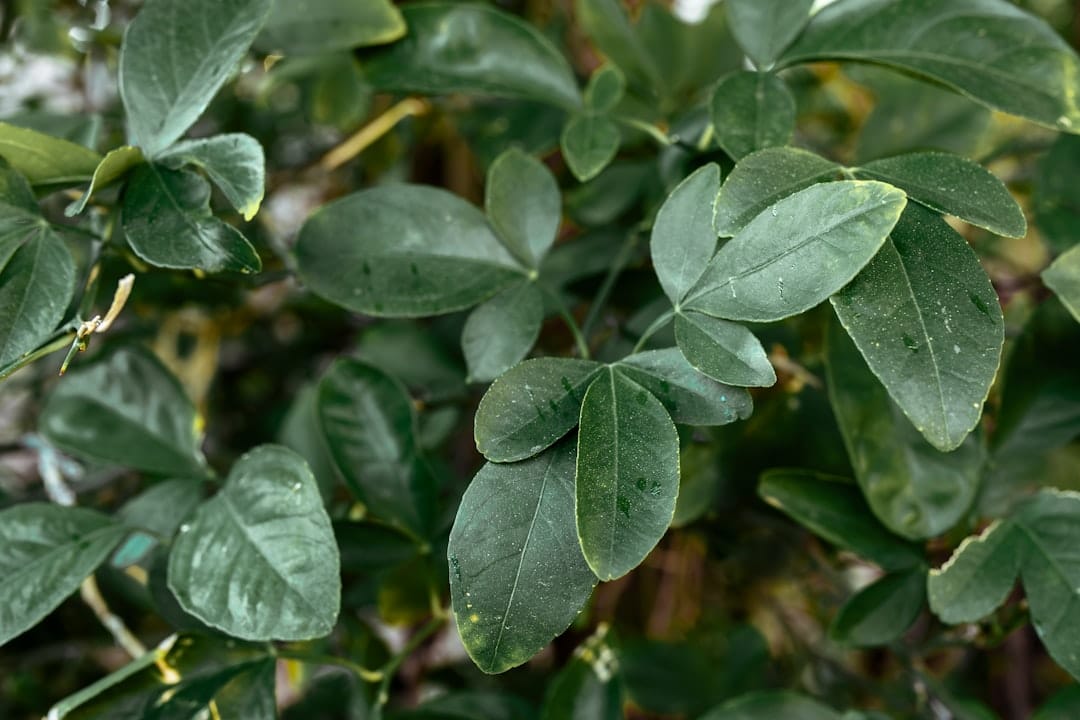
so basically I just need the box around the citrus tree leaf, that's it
[121,164,261,274]
[686,181,907,322]
[927,520,1022,624]
[295,184,526,317]
[541,630,622,720]
[485,148,561,268]
[1043,244,1080,323]
[576,367,679,580]
[780,0,1080,133]
[829,566,926,647]
[475,357,604,463]
[363,2,581,110]
[462,282,544,384]
[831,205,1004,452]
[674,311,775,388]
[40,347,207,476]
[0,504,127,646]
[448,441,597,674]
[0,122,101,189]
[1034,134,1080,252]
[562,115,621,183]
[167,445,340,641]
[66,146,144,217]
[119,0,272,157]
[710,72,796,160]
[725,0,814,69]
[256,0,405,55]
[575,0,662,93]
[584,65,626,114]
[158,134,266,221]
[650,163,721,306]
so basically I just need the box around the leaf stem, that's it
[615,116,675,147]
[631,309,676,354]
[273,648,384,683]
[320,98,431,171]
[375,612,447,710]
[539,283,591,359]
[581,231,640,342]
[0,331,77,382]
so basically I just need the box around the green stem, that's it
[581,231,640,342]
[539,283,590,359]
[632,309,676,354]
[375,613,448,710]
[615,116,674,147]
[0,328,79,382]
[273,647,384,683]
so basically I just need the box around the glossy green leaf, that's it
[826,318,979,540]
[831,205,1004,452]
[686,181,907,322]
[475,357,604,463]
[1034,134,1080,251]
[701,692,842,720]
[562,115,621,183]
[485,148,561,268]
[575,0,661,92]
[710,72,796,160]
[584,65,626,114]
[40,347,207,476]
[829,567,926,646]
[854,152,1025,237]
[256,0,404,55]
[145,662,258,720]
[121,164,261,274]
[780,0,1080,133]
[119,0,272,156]
[168,445,339,641]
[674,311,775,388]
[542,630,622,720]
[725,0,814,69]
[1044,245,1080,323]
[449,441,597,674]
[576,367,679,580]
[158,134,266,221]
[118,479,203,540]
[211,659,277,720]
[296,184,525,317]
[317,358,433,536]
[363,2,581,110]
[0,121,101,189]
[66,146,144,217]
[714,147,840,237]
[0,504,126,646]
[927,520,1022,624]
[650,163,720,305]
[758,469,924,571]
[277,383,340,500]
[616,347,753,426]
[462,282,544,384]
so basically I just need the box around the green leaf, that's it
[0,121,101,189]
[674,311,775,388]
[256,0,404,55]
[1033,686,1080,720]
[576,367,679,580]
[561,115,621,183]
[40,347,207,476]
[829,567,926,647]
[295,184,525,317]
[575,0,662,92]
[701,692,843,720]
[710,72,796,160]
[825,317,979,540]
[686,181,907,322]
[714,147,840,237]
[671,443,721,528]
[853,152,1025,237]
[1034,134,1080,252]
[650,163,721,306]
[462,282,544,384]
[167,445,340,641]
[831,205,1004,452]
[0,504,126,646]
[210,659,277,720]
[584,65,627,114]
[725,0,814,69]
[1044,245,1080,323]
[616,347,754,426]
[779,0,1080,133]
[542,630,622,720]
[485,148,561,268]
[118,479,203,539]
[317,358,433,536]
[363,2,581,110]
[758,469,924,571]
[158,134,266,221]
[66,146,144,217]
[119,0,272,156]
[475,357,604,463]
[0,173,76,367]
[121,164,261,274]
[927,520,1022,624]
[449,441,597,674]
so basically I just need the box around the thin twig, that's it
[320,98,431,171]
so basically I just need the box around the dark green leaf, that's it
[277,383,341,501]
[475,357,604,463]
[714,147,840,237]
[41,347,207,476]
[121,164,261,274]
[485,148,561,268]
[158,134,266,221]
[257,0,405,55]
[295,184,525,317]
[710,72,796,160]
[355,321,467,404]
[576,367,679,580]
[780,0,1080,133]
[575,0,661,92]
[211,659,277,720]
[701,692,843,720]
[829,567,926,647]
[120,0,272,156]
[671,443,721,527]
[1044,245,1080,323]
[145,662,257,720]
[674,311,775,388]
[0,504,126,646]
[1034,134,1080,251]
[616,347,754,426]
[584,65,626,114]
[854,152,1025,237]
[363,2,581,110]
[725,0,814,69]
[168,445,340,641]
[927,520,1022,624]
[1033,686,1080,720]
[119,479,203,539]
[449,441,597,674]
[541,630,621,720]
[686,181,906,322]
[561,115,621,183]
[650,163,720,305]
[831,205,1004,452]
[462,282,544,384]
[0,121,101,189]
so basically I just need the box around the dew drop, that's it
[179,524,191,533]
